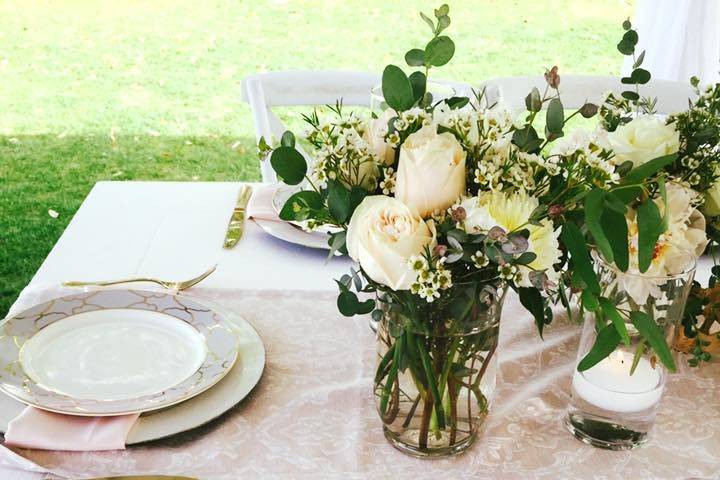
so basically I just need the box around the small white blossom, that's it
[471,250,489,268]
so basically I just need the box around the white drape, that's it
[623,0,720,85]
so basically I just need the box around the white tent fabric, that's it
[623,0,720,85]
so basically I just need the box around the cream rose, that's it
[346,196,436,290]
[364,108,396,167]
[395,125,467,218]
[607,115,680,168]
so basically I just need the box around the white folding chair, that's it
[480,74,696,115]
[241,70,472,182]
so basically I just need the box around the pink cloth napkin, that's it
[246,184,281,221]
[5,407,139,451]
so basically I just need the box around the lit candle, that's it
[571,350,663,413]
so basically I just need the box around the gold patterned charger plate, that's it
[0,289,239,416]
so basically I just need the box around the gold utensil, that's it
[223,185,253,249]
[63,265,217,291]
[87,476,197,480]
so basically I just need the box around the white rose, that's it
[702,176,720,217]
[395,125,467,217]
[364,109,396,166]
[346,196,436,290]
[607,115,680,168]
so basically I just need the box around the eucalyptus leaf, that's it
[270,146,307,185]
[621,90,640,101]
[579,103,598,118]
[419,11,435,32]
[515,252,537,265]
[382,65,415,111]
[436,15,450,33]
[424,36,455,67]
[327,180,351,224]
[617,39,635,55]
[445,96,469,109]
[279,190,323,221]
[623,29,639,45]
[633,50,646,68]
[631,68,651,85]
[408,71,427,103]
[525,87,542,112]
[405,48,425,67]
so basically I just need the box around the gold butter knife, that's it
[223,185,253,249]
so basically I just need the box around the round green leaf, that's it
[278,190,323,221]
[405,48,425,67]
[382,65,415,111]
[623,29,639,46]
[621,90,640,101]
[408,71,427,102]
[525,87,542,112]
[631,68,651,85]
[424,36,455,67]
[580,103,598,118]
[270,146,306,185]
[327,180,351,224]
[617,40,635,55]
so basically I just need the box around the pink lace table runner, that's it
[2,289,718,479]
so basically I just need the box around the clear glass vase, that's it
[374,286,504,457]
[565,252,696,450]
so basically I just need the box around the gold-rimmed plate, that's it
[0,289,239,416]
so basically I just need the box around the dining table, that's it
[1,180,718,480]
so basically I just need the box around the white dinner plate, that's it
[258,183,343,250]
[0,296,265,444]
[252,218,332,250]
[0,290,239,416]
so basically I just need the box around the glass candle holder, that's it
[565,251,696,450]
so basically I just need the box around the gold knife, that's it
[223,185,253,249]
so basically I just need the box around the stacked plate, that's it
[0,289,265,444]
[251,184,339,250]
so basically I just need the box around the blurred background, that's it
[0,0,635,314]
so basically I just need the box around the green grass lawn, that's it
[0,0,633,316]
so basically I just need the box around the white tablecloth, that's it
[27,181,351,292]
[2,181,718,479]
[2,287,718,480]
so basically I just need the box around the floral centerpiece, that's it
[259,6,717,455]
